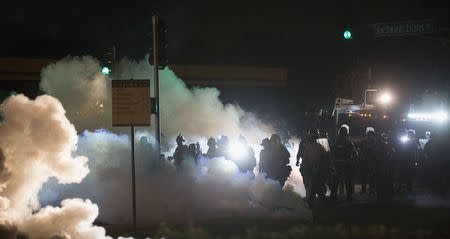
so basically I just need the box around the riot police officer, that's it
[297,129,327,205]
[331,125,358,202]
[259,138,271,175]
[269,134,291,187]
[358,129,380,194]
[173,133,189,172]
[206,137,220,158]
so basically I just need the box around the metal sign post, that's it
[112,79,151,236]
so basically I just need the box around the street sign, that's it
[112,79,151,126]
[374,20,434,37]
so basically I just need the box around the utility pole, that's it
[152,15,161,155]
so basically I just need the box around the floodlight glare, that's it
[407,111,448,123]
[435,111,448,123]
[400,135,409,144]
[378,92,393,105]
[227,141,247,159]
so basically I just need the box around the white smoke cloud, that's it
[40,130,310,226]
[1,56,309,237]
[0,94,111,239]
[20,199,108,239]
[40,56,273,144]
[40,56,110,132]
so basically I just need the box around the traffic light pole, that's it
[131,126,136,236]
[112,46,116,73]
[152,15,161,156]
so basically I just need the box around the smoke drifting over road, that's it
[40,56,272,144]
[41,130,309,227]
[1,56,308,238]
[0,95,109,238]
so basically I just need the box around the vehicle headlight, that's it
[378,92,393,105]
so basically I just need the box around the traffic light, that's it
[101,47,115,76]
[343,30,352,40]
[101,67,111,76]
[149,18,168,69]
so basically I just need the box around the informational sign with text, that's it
[112,79,151,126]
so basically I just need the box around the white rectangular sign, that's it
[112,79,151,126]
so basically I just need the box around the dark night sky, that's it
[2,0,450,129]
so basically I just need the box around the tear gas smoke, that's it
[40,130,310,226]
[40,56,272,144]
[0,95,110,239]
[40,56,110,131]
[0,56,308,238]
[39,56,308,224]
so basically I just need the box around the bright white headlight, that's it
[400,135,409,143]
[378,92,393,105]
[228,141,247,159]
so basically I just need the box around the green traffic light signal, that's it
[343,30,352,39]
[101,67,111,76]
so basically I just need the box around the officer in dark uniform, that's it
[358,129,380,194]
[331,125,358,201]
[206,137,220,158]
[395,130,418,193]
[270,134,291,187]
[259,138,271,175]
[173,133,189,172]
[297,129,327,205]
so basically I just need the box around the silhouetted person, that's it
[376,132,395,203]
[259,138,271,175]
[139,136,160,171]
[358,130,380,194]
[297,129,327,205]
[395,129,418,193]
[317,129,332,198]
[206,137,220,158]
[331,125,358,202]
[269,134,291,187]
[173,133,189,172]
